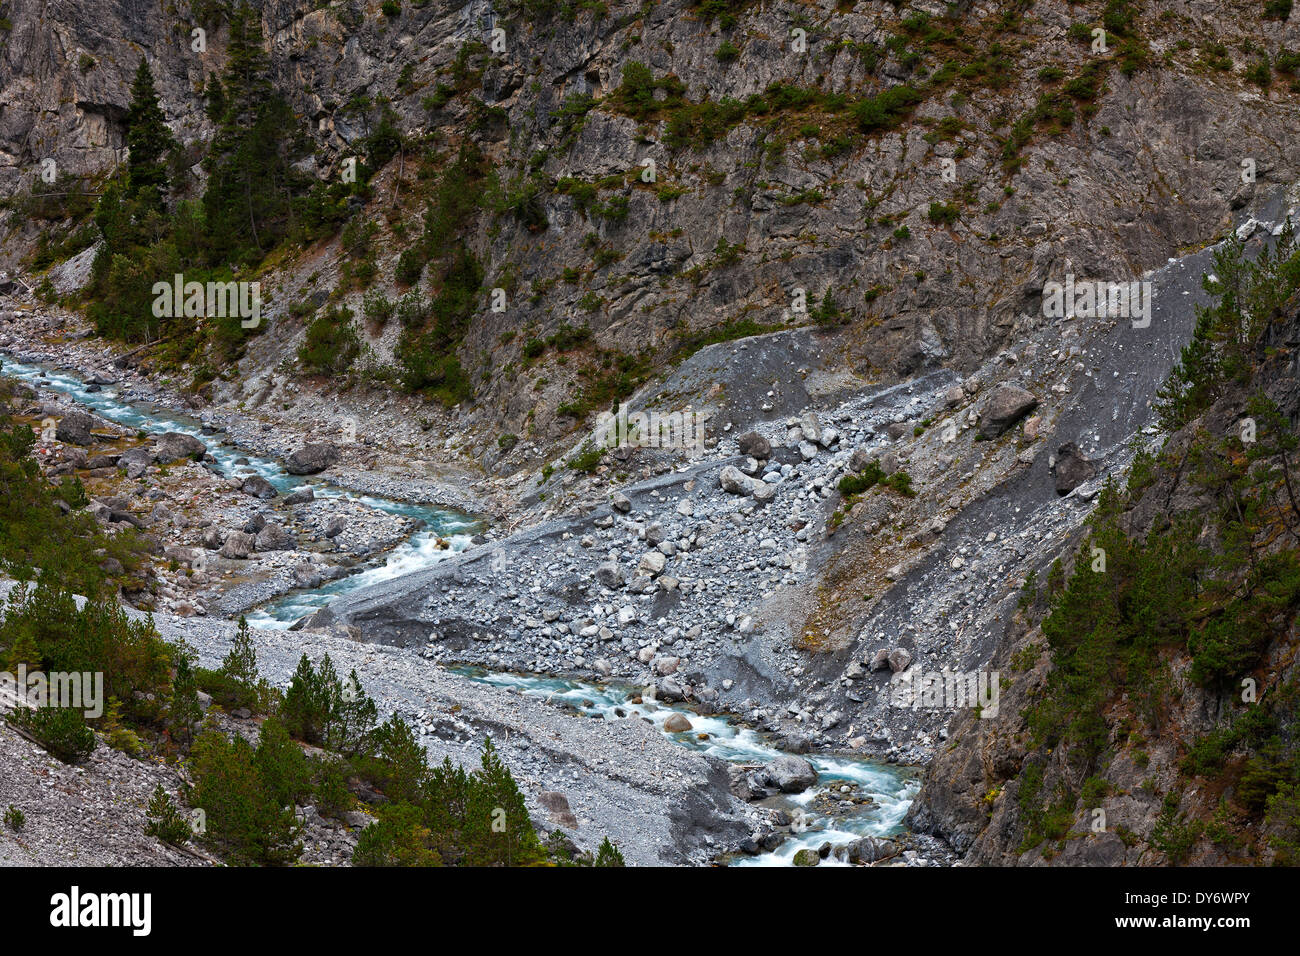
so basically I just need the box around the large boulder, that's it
[763,755,818,793]
[255,522,295,551]
[153,431,206,462]
[730,766,769,802]
[719,465,755,494]
[637,551,666,577]
[117,446,152,478]
[842,836,899,864]
[55,409,98,445]
[219,531,255,559]
[283,487,315,506]
[799,412,823,445]
[978,384,1039,439]
[1054,442,1097,496]
[736,431,771,459]
[721,465,775,501]
[663,713,692,732]
[58,447,88,471]
[537,791,578,829]
[285,442,340,475]
[849,447,875,473]
[595,562,625,589]
[292,563,323,589]
[49,241,101,294]
[655,678,686,702]
[241,475,278,499]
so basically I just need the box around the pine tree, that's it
[203,74,226,121]
[252,716,311,809]
[188,727,302,865]
[365,716,428,804]
[593,836,625,867]
[332,667,378,756]
[314,653,344,743]
[281,653,323,743]
[1246,394,1300,527]
[145,785,193,845]
[3,626,40,673]
[353,802,442,867]
[168,653,203,747]
[202,2,297,263]
[424,756,469,861]
[125,59,176,207]
[219,616,259,689]
[464,738,542,866]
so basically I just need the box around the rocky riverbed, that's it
[0,347,477,621]
[0,320,946,865]
[2,195,1293,866]
[0,581,752,866]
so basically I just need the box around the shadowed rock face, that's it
[4,1,1299,451]
[1053,442,1096,496]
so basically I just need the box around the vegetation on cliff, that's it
[1005,232,1300,862]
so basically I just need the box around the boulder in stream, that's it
[663,713,692,732]
[285,442,340,475]
[763,755,817,794]
[241,475,277,499]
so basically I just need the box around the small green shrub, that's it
[145,785,193,845]
[839,460,886,496]
[297,305,361,375]
[568,442,605,473]
[10,706,96,764]
[927,201,959,225]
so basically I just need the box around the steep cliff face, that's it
[909,274,1300,865]
[4,0,1300,457]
